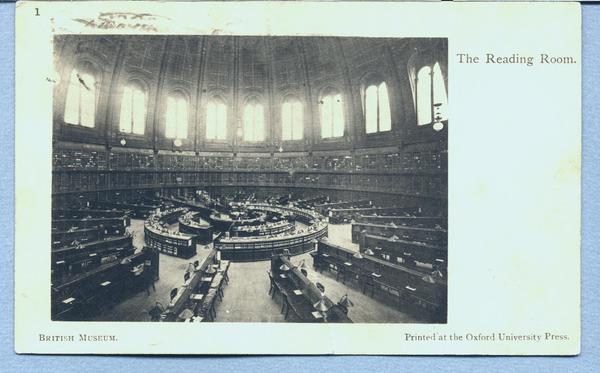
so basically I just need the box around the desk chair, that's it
[396,291,404,310]
[337,266,349,284]
[201,293,217,322]
[148,302,164,321]
[221,263,230,284]
[96,282,114,313]
[280,294,290,320]
[204,303,216,322]
[215,278,225,301]
[267,271,277,297]
[310,254,324,272]
[361,275,375,297]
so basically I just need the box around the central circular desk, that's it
[178,212,214,244]
[214,204,328,262]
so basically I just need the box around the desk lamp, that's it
[178,308,194,321]
[313,298,330,322]
[313,299,330,312]
[432,269,444,279]
[421,274,436,284]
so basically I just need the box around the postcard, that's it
[14,1,580,355]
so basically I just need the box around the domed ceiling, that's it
[53,35,447,153]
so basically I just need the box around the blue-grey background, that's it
[1,3,598,372]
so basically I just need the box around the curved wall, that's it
[52,36,448,212]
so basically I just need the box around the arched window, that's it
[416,62,447,126]
[119,83,146,135]
[432,62,448,122]
[165,93,188,139]
[365,82,391,134]
[243,99,265,142]
[206,99,227,140]
[416,66,432,125]
[64,68,96,127]
[320,90,344,138]
[282,99,303,141]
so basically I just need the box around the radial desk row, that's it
[359,233,447,274]
[161,249,230,322]
[351,222,447,246]
[270,254,352,323]
[313,238,446,323]
[354,214,447,229]
[52,247,160,321]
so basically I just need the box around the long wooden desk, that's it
[360,233,447,273]
[351,222,447,245]
[329,207,420,224]
[52,248,159,321]
[161,250,231,322]
[52,216,130,235]
[314,238,446,323]
[52,227,103,249]
[270,255,352,323]
[91,201,160,218]
[314,199,372,215]
[355,215,446,229]
[52,208,131,219]
[52,235,134,281]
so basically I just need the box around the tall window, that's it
[320,91,344,138]
[165,94,188,139]
[119,84,146,135]
[243,100,265,142]
[282,99,303,141]
[432,62,448,122]
[416,62,447,126]
[206,99,227,140]
[365,82,391,134]
[64,69,96,127]
[416,66,432,125]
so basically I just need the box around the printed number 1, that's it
[35,8,40,16]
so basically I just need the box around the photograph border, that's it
[5,0,585,360]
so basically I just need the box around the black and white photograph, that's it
[50,35,448,324]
